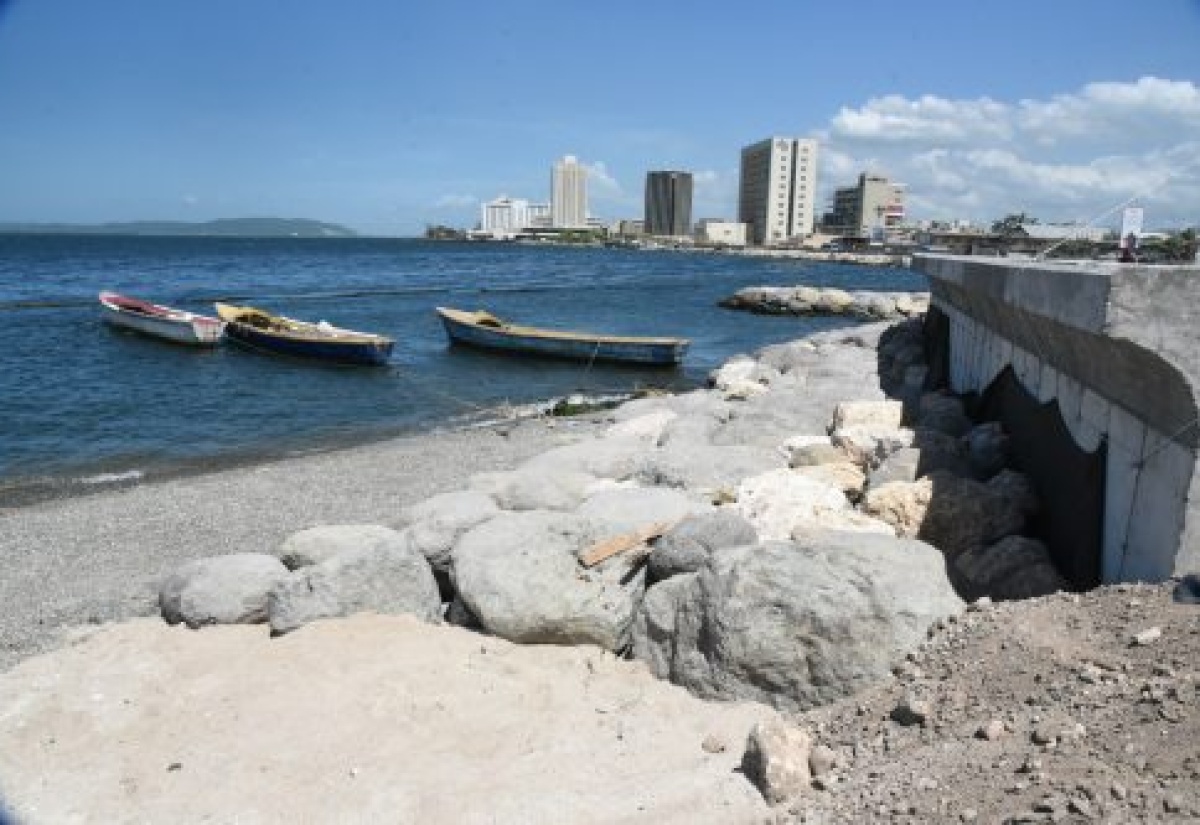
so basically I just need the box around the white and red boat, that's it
[99,291,225,346]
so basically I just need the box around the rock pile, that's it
[719,285,930,320]
[156,313,1081,810]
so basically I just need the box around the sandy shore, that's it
[0,413,609,673]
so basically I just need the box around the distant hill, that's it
[0,218,357,238]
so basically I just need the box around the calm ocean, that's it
[0,235,924,499]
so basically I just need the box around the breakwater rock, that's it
[719,285,929,320]
[157,316,1065,723]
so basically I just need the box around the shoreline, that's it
[0,394,636,511]
[0,409,614,672]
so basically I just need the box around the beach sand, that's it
[0,410,785,824]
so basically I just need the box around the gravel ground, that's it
[0,413,609,673]
[788,581,1200,823]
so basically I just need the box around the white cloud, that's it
[581,160,622,194]
[433,193,477,209]
[819,77,1200,227]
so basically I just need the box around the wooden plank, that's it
[578,521,675,568]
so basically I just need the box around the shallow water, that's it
[0,235,924,493]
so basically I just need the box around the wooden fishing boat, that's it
[99,291,225,346]
[435,307,689,365]
[214,302,394,366]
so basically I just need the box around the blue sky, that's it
[0,0,1198,235]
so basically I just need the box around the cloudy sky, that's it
[0,0,1197,234]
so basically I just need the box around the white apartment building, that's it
[695,219,747,247]
[738,137,819,246]
[526,203,551,228]
[551,155,589,228]
[481,196,530,235]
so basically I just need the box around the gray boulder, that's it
[630,573,696,677]
[647,510,758,581]
[631,443,782,497]
[469,469,595,513]
[965,421,1010,479]
[574,486,706,536]
[394,490,501,572]
[277,524,405,570]
[160,554,289,629]
[519,439,642,480]
[451,510,645,652]
[954,536,1066,601]
[268,538,441,635]
[633,532,963,712]
[916,392,973,437]
[866,429,971,488]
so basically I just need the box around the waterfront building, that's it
[738,137,819,246]
[611,219,645,238]
[481,196,530,235]
[644,171,694,237]
[527,203,551,228]
[551,155,589,228]
[823,173,906,238]
[695,219,747,247]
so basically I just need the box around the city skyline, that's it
[0,1,1198,235]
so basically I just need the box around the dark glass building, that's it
[644,171,694,237]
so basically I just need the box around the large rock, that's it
[519,439,642,480]
[865,429,971,488]
[604,409,678,444]
[647,510,758,581]
[631,573,696,676]
[916,392,973,437]
[732,469,851,541]
[861,469,1031,560]
[268,539,441,635]
[954,535,1066,601]
[575,486,705,536]
[632,532,963,712]
[277,524,409,570]
[742,721,813,806]
[452,510,645,651]
[159,554,288,629]
[831,400,904,432]
[394,491,501,572]
[469,469,598,513]
[631,443,782,498]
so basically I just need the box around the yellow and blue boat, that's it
[215,302,394,366]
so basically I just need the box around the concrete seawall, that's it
[915,254,1200,583]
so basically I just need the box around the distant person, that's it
[1119,233,1138,263]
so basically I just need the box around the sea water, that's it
[0,235,924,498]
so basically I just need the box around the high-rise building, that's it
[551,155,588,228]
[481,196,530,234]
[823,173,906,237]
[737,137,819,246]
[644,171,694,237]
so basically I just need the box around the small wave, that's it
[79,469,145,485]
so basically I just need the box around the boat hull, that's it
[214,303,394,366]
[99,292,224,346]
[437,308,688,366]
[222,323,394,365]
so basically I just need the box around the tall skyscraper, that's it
[738,137,819,246]
[551,155,588,228]
[644,171,694,237]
